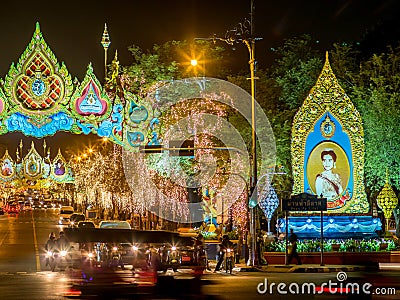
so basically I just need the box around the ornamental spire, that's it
[101,23,111,82]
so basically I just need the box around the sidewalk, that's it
[207,260,377,273]
[234,263,372,273]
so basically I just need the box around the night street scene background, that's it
[0,1,399,299]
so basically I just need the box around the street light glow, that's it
[190,59,198,66]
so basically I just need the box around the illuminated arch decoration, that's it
[291,52,369,214]
[23,142,45,179]
[50,148,73,183]
[0,23,159,150]
[123,91,159,148]
[0,141,74,188]
[0,150,16,181]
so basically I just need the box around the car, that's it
[43,200,54,209]
[58,206,74,225]
[179,245,195,266]
[7,203,19,214]
[98,220,131,229]
[24,203,32,211]
[77,221,95,228]
[69,213,85,227]
[32,200,42,209]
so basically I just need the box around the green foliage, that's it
[271,35,323,110]
[264,238,398,252]
[124,40,229,97]
[350,46,400,193]
[201,231,218,240]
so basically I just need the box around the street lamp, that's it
[208,0,261,267]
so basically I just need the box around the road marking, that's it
[31,212,41,272]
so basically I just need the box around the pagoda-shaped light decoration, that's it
[101,23,111,81]
[376,169,398,233]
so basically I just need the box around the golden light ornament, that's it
[376,180,398,232]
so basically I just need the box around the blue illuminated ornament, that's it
[31,79,46,96]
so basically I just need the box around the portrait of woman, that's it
[54,160,65,176]
[315,149,343,200]
[306,142,351,209]
[1,159,12,176]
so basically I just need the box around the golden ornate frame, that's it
[291,52,369,213]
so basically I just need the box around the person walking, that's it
[288,228,302,265]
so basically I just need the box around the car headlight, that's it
[60,250,68,257]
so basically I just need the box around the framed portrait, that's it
[306,141,350,203]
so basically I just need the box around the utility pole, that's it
[208,0,261,267]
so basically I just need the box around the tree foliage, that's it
[350,46,400,195]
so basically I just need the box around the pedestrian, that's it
[288,228,302,265]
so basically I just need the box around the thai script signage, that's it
[283,193,327,211]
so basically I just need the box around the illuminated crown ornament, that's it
[101,23,111,50]
[4,22,74,115]
[320,113,335,138]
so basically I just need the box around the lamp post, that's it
[210,0,261,267]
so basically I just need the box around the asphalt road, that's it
[0,209,398,300]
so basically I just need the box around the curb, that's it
[235,265,370,273]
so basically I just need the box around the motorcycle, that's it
[106,244,125,270]
[45,250,56,271]
[46,249,69,271]
[167,246,181,271]
[194,244,207,268]
[224,248,234,274]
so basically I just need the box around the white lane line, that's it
[31,211,41,272]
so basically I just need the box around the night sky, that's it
[0,0,398,158]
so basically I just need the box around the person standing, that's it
[288,228,302,265]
